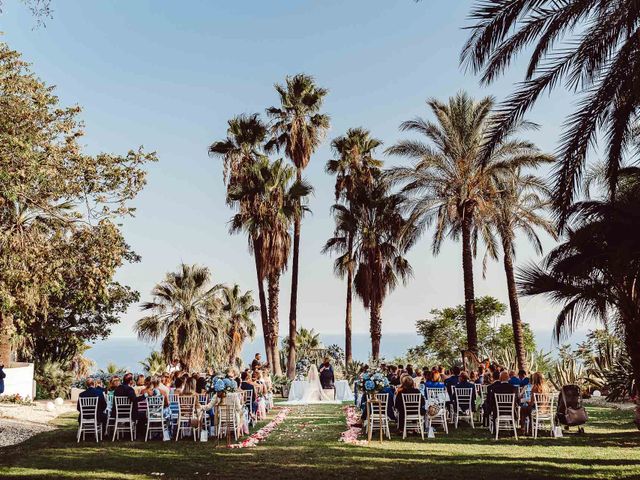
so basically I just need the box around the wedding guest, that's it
[251,353,262,370]
[394,375,425,431]
[114,373,140,420]
[108,376,121,392]
[173,377,185,395]
[167,359,181,374]
[0,364,5,395]
[77,378,108,430]
[425,371,445,389]
[488,371,518,425]
[519,372,549,431]
[397,365,405,376]
[508,370,521,387]
[453,371,477,411]
[240,371,257,413]
[261,368,273,392]
[406,365,415,378]
[518,369,530,387]
[476,366,485,384]
[195,373,207,394]
[158,373,171,395]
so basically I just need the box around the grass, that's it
[1,403,639,479]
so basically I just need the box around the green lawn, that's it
[1,404,639,479]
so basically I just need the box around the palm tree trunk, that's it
[502,236,528,371]
[624,319,640,429]
[461,212,478,353]
[370,301,382,361]
[0,311,13,366]
[286,169,303,379]
[253,252,272,369]
[268,272,283,376]
[345,233,354,368]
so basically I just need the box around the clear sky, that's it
[0,1,592,350]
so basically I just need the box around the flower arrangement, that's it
[228,407,290,448]
[213,376,237,397]
[0,393,34,405]
[357,371,389,395]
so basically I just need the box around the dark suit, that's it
[319,364,335,390]
[487,381,518,424]
[0,366,5,395]
[77,387,108,428]
[114,384,140,420]
[453,381,477,412]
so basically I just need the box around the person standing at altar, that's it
[319,357,335,390]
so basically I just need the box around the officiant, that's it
[318,357,335,390]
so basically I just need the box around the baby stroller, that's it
[556,384,588,433]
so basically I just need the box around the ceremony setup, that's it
[2,1,640,479]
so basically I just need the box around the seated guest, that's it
[172,377,185,395]
[488,371,518,425]
[405,365,415,378]
[469,371,477,383]
[397,365,405,376]
[108,376,121,392]
[94,379,106,396]
[114,372,140,420]
[482,370,501,425]
[394,375,425,431]
[425,371,445,389]
[444,366,460,406]
[354,365,370,405]
[226,368,241,388]
[517,369,530,387]
[77,378,108,430]
[519,372,549,431]
[476,366,485,384]
[158,373,171,395]
[386,365,397,382]
[453,371,476,411]
[251,353,262,371]
[508,370,521,387]
[240,371,257,413]
[195,373,207,394]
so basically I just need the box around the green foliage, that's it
[549,346,585,392]
[139,351,166,376]
[410,296,526,366]
[344,360,364,385]
[34,361,74,399]
[0,393,34,405]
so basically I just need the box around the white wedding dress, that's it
[301,365,334,402]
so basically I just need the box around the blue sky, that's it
[1,1,593,351]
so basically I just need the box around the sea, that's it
[84,330,582,372]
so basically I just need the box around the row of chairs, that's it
[78,389,268,443]
[364,387,555,441]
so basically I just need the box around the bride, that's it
[301,364,334,402]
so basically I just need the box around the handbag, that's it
[162,429,171,441]
[200,429,208,442]
[565,406,588,425]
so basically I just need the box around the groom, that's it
[318,357,335,391]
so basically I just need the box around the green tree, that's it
[462,1,640,226]
[217,284,257,365]
[409,296,508,366]
[387,92,546,354]
[0,41,155,366]
[208,114,272,366]
[135,264,227,372]
[324,128,383,366]
[518,169,640,423]
[488,168,556,370]
[140,351,166,376]
[267,74,330,379]
[350,176,413,360]
[228,158,312,375]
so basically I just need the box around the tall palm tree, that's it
[139,350,166,376]
[461,1,640,226]
[488,169,556,370]
[135,264,226,372]
[217,284,257,365]
[387,92,549,354]
[228,157,312,375]
[324,128,383,366]
[208,114,272,366]
[349,176,413,360]
[517,168,640,425]
[267,74,330,379]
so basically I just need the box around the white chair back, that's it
[114,396,133,419]
[146,396,164,420]
[79,396,99,419]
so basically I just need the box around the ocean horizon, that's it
[84,329,584,372]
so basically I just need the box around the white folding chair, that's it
[532,392,555,438]
[366,393,391,439]
[240,389,254,428]
[402,393,424,440]
[175,396,197,441]
[426,388,448,434]
[105,391,115,436]
[145,396,165,441]
[494,393,518,440]
[198,393,211,432]
[112,396,135,441]
[453,387,475,429]
[217,394,241,441]
[77,396,102,443]
[169,393,179,432]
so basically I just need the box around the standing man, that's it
[251,353,262,371]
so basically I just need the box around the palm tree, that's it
[324,128,383,366]
[349,176,413,360]
[461,1,640,226]
[228,158,312,375]
[135,263,226,372]
[217,284,258,365]
[488,169,556,370]
[267,74,330,379]
[140,350,166,376]
[517,168,640,424]
[208,114,272,366]
[387,92,550,354]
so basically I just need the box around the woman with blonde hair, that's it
[520,371,550,432]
